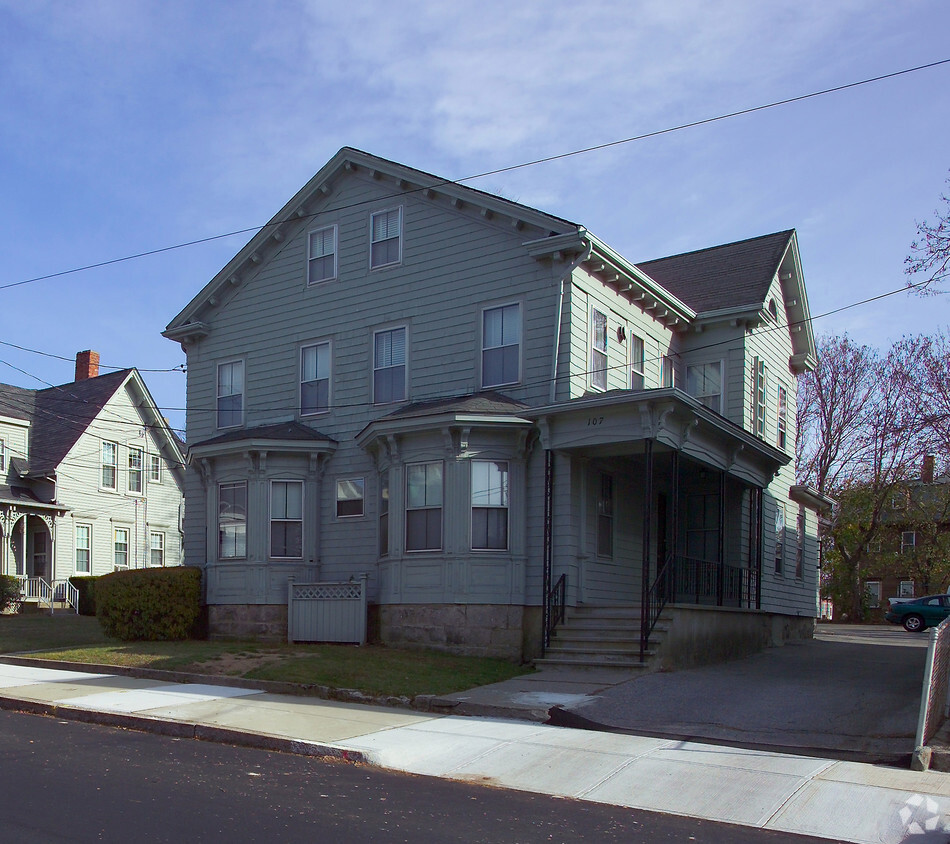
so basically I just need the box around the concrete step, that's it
[544,645,656,660]
[534,656,650,670]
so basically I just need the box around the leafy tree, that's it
[906,172,950,294]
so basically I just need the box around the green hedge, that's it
[96,567,201,641]
[68,576,99,616]
[0,575,20,613]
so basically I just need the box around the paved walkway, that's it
[2,660,950,843]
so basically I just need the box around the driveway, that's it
[550,624,929,765]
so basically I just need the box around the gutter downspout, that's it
[549,238,592,404]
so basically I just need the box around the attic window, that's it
[370,207,402,269]
[308,226,337,284]
[769,300,779,320]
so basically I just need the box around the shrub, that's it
[69,576,99,616]
[0,576,21,613]
[96,567,201,641]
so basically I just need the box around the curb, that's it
[0,693,370,764]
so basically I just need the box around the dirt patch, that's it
[188,650,298,676]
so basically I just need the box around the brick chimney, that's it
[74,350,100,382]
[922,454,936,485]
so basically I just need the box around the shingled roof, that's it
[27,369,132,476]
[382,391,529,420]
[0,382,36,422]
[637,230,794,314]
[190,420,335,450]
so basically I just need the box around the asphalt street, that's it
[555,625,928,764]
[0,710,831,844]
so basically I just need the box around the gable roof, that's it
[637,230,795,314]
[0,382,36,422]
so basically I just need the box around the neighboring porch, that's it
[529,389,790,668]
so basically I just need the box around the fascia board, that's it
[356,411,533,447]
[0,415,30,428]
[189,438,337,460]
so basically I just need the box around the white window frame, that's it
[379,470,390,557]
[128,447,144,495]
[373,326,408,405]
[300,341,331,416]
[900,580,915,598]
[0,438,5,472]
[149,531,165,567]
[307,224,338,285]
[218,481,247,560]
[336,477,365,519]
[777,383,788,449]
[481,302,522,388]
[661,354,675,388]
[101,441,118,490]
[629,335,645,390]
[405,461,443,552]
[686,361,723,413]
[752,357,767,437]
[865,580,881,608]
[148,454,162,483]
[216,359,244,430]
[75,524,91,573]
[471,460,509,551]
[269,480,303,560]
[902,531,917,554]
[114,527,129,570]
[590,307,608,391]
[369,206,402,269]
[774,503,785,575]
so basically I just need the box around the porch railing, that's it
[17,576,53,612]
[640,556,759,659]
[543,573,566,650]
[52,580,80,614]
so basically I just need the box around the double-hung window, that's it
[902,531,917,554]
[217,360,244,429]
[114,528,129,569]
[590,308,608,390]
[300,342,330,415]
[482,303,520,388]
[218,482,247,559]
[776,384,788,449]
[270,481,303,559]
[471,460,508,550]
[661,354,675,388]
[101,441,117,489]
[149,454,162,483]
[128,447,143,494]
[0,438,5,472]
[774,503,785,575]
[149,532,165,567]
[307,225,337,284]
[406,462,442,551]
[336,478,365,518]
[374,327,407,404]
[76,525,91,573]
[630,335,645,390]
[370,207,402,269]
[752,357,767,437]
[379,471,389,557]
[686,362,722,413]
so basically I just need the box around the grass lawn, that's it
[1,614,531,698]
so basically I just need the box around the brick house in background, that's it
[164,147,831,665]
[0,352,185,604]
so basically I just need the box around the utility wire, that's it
[1,57,947,294]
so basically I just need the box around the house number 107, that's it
[587,416,605,426]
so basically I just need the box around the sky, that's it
[0,0,948,434]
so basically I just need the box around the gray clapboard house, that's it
[0,352,185,608]
[164,147,831,665]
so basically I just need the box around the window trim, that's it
[752,357,767,437]
[471,460,509,551]
[661,354,675,388]
[590,306,608,391]
[373,325,408,405]
[218,481,248,561]
[269,479,304,560]
[902,531,917,554]
[216,358,245,430]
[774,503,785,576]
[148,454,162,483]
[149,531,165,567]
[300,340,332,417]
[865,580,882,608]
[777,383,788,449]
[405,461,443,552]
[101,441,118,490]
[336,477,365,519]
[128,446,144,495]
[378,470,390,558]
[0,437,5,473]
[307,224,338,285]
[369,206,403,270]
[114,527,129,570]
[629,335,645,390]
[480,301,522,389]
[75,523,91,574]
[686,360,723,414]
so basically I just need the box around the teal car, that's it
[885,594,950,632]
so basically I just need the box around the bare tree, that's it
[907,172,950,294]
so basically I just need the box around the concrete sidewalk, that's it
[2,660,950,843]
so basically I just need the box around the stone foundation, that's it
[208,604,288,641]
[378,604,533,661]
[656,605,816,671]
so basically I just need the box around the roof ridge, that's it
[638,229,794,266]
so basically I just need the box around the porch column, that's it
[541,449,553,650]
[670,451,679,597]
[640,440,654,622]
[20,515,26,577]
[717,470,725,605]
[754,486,763,609]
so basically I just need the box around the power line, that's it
[0,338,185,374]
[1,57,947,295]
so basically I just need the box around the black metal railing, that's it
[544,573,566,650]
[641,553,673,661]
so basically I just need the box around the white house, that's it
[0,351,185,606]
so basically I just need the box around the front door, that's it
[31,530,48,579]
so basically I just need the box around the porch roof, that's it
[0,484,68,513]
[526,388,790,488]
